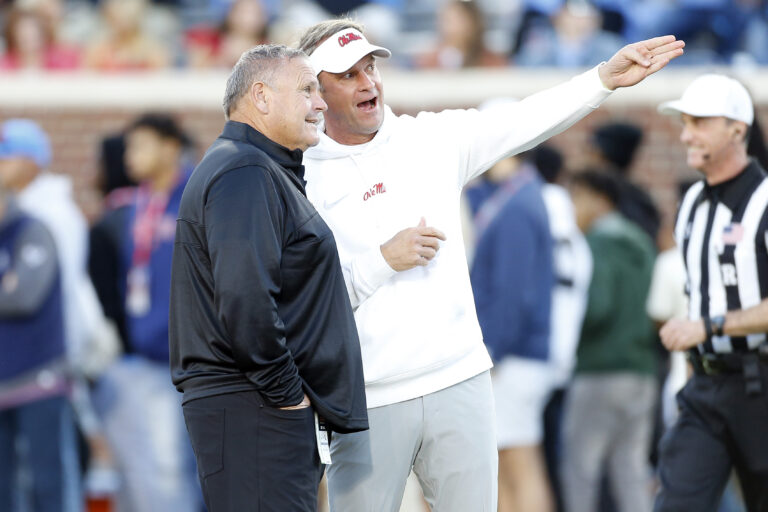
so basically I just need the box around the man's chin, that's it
[687,154,706,171]
[357,113,383,135]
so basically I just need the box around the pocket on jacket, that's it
[183,406,225,478]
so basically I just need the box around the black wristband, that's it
[703,316,713,340]
[711,315,726,337]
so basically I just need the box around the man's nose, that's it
[313,91,327,112]
[357,72,374,90]
[680,126,692,144]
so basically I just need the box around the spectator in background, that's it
[414,0,505,69]
[90,114,200,512]
[747,113,768,170]
[0,118,119,509]
[515,0,623,68]
[0,169,80,512]
[654,0,752,65]
[563,170,658,512]
[534,145,593,512]
[585,120,661,244]
[645,185,690,431]
[468,147,555,512]
[185,0,269,68]
[84,0,169,71]
[0,5,80,70]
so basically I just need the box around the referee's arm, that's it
[660,299,768,351]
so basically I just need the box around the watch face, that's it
[712,316,725,336]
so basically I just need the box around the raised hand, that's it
[598,35,685,91]
[380,217,447,272]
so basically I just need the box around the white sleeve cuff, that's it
[581,64,614,108]
[355,245,398,293]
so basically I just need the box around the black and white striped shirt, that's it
[676,161,768,354]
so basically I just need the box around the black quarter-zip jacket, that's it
[169,121,368,433]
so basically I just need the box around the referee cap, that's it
[658,74,753,125]
[309,28,390,74]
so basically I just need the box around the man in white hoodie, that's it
[298,20,684,511]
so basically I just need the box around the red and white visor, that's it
[308,28,391,75]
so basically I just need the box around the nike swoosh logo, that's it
[323,192,350,209]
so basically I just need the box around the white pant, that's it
[327,371,497,512]
[492,356,556,448]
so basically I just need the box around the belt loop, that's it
[743,353,763,396]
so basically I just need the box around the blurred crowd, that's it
[1,0,768,73]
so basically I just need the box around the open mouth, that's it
[357,97,378,111]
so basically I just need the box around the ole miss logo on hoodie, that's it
[363,182,386,201]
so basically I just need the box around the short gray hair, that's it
[298,18,365,56]
[222,44,307,119]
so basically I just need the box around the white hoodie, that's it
[18,173,105,369]
[304,66,612,408]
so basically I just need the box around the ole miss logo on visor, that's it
[338,32,362,47]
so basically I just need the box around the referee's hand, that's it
[660,318,706,351]
[380,217,447,272]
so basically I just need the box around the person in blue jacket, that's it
[468,148,555,512]
[0,181,81,512]
[90,113,201,512]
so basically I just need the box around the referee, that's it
[654,74,768,510]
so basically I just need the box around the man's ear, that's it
[731,121,747,142]
[251,82,269,114]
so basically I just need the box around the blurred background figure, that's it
[184,0,269,68]
[0,3,80,70]
[84,0,170,71]
[651,0,753,65]
[468,147,555,512]
[584,120,661,246]
[89,113,200,512]
[0,156,80,512]
[0,117,120,511]
[414,0,505,69]
[513,0,621,67]
[533,145,593,512]
[563,170,657,512]
[645,181,691,433]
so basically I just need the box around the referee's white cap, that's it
[308,28,390,75]
[658,74,754,126]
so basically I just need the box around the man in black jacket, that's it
[169,44,368,512]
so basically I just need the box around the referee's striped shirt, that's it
[675,160,768,354]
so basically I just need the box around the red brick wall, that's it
[2,104,766,231]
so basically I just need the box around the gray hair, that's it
[222,44,307,119]
[298,18,365,56]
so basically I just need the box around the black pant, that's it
[654,369,768,511]
[183,390,322,512]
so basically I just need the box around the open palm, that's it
[599,36,685,90]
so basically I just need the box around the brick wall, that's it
[2,70,766,232]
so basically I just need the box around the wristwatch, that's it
[710,315,726,337]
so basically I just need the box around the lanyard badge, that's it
[314,412,332,465]
[126,265,151,316]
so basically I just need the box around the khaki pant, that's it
[327,371,498,512]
